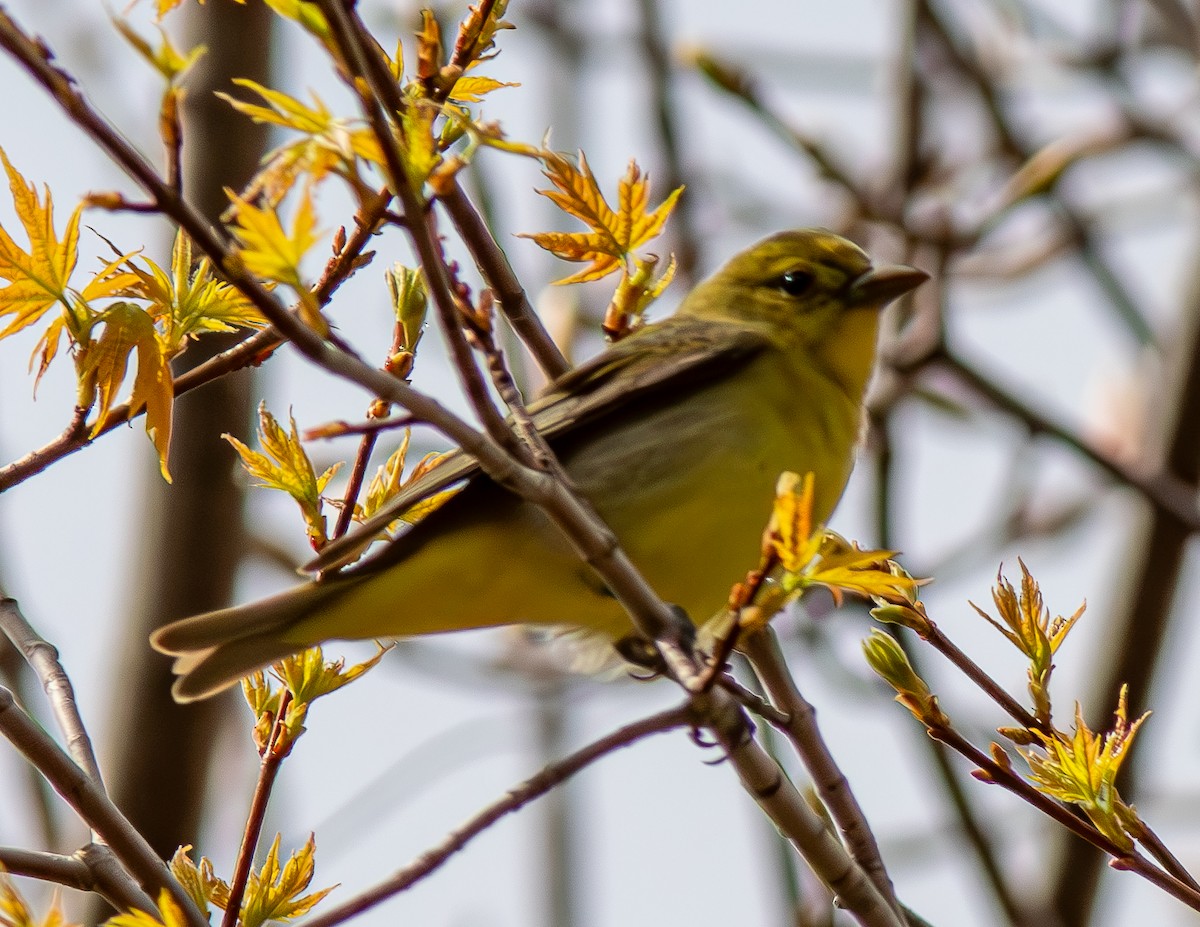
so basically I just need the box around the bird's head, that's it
[678,228,928,395]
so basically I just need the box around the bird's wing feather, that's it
[306,317,769,573]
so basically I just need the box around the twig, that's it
[915,617,1042,735]
[331,433,378,542]
[920,349,1200,532]
[221,691,293,927]
[741,628,904,920]
[0,844,155,913]
[297,704,694,927]
[0,686,204,927]
[438,180,570,379]
[633,0,698,286]
[714,673,790,728]
[916,0,1154,345]
[1136,824,1200,894]
[926,721,1200,913]
[0,185,393,495]
[303,414,417,441]
[0,591,103,786]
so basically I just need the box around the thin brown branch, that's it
[438,179,570,379]
[917,350,1200,532]
[0,184,392,495]
[633,0,698,286]
[926,723,1200,914]
[0,591,103,787]
[917,617,1042,734]
[221,691,293,927]
[332,433,378,542]
[297,704,694,927]
[304,414,417,441]
[0,686,204,927]
[714,673,790,728]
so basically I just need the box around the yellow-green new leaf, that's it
[1,869,75,927]
[168,847,230,918]
[103,891,188,927]
[399,102,441,185]
[227,188,319,293]
[522,151,683,284]
[274,644,387,706]
[770,470,819,573]
[384,264,428,353]
[261,0,332,44]
[242,669,288,753]
[1021,686,1148,851]
[111,18,205,83]
[220,80,382,200]
[220,79,332,134]
[359,431,453,528]
[225,403,339,548]
[78,302,174,479]
[118,231,266,344]
[239,834,336,927]
[447,74,518,103]
[0,148,80,338]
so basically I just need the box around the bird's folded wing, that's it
[305,318,769,574]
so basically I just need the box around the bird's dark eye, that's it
[776,270,814,297]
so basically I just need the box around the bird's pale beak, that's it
[846,264,929,308]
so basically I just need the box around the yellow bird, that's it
[152,229,927,701]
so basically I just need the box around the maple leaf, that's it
[358,429,454,528]
[117,230,266,347]
[227,188,323,330]
[102,891,188,927]
[0,148,81,338]
[225,403,342,549]
[522,151,682,284]
[168,846,231,919]
[1020,686,1148,851]
[446,57,519,104]
[227,188,319,292]
[1,869,75,927]
[112,17,205,84]
[220,80,384,202]
[274,645,387,706]
[77,301,174,480]
[238,834,336,927]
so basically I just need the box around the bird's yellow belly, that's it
[310,358,860,642]
[550,359,860,634]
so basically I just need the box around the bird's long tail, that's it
[150,580,352,703]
